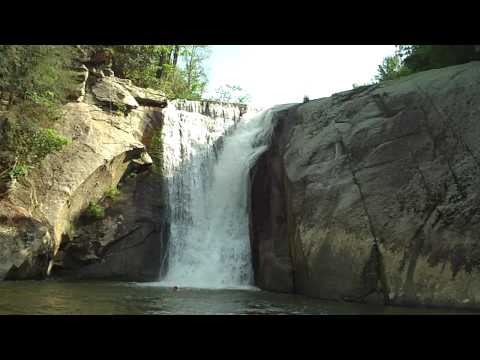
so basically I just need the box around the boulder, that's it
[91,76,168,110]
[91,77,139,109]
[0,202,53,280]
[117,78,168,108]
[250,61,480,309]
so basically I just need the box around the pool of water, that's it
[0,280,475,315]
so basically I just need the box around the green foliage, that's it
[25,89,63,120]
[8,163,30,180]
[374,54,412,82]
[0,45,78,105]
[210,84,251,104]
[85,202,105,220]
[2,120,36,166]
[401,45,480,73]
[30,128,70,161]
[0,44,213,184]
[0,45,78,179]
[3,122,70,167]
[109,45,210,100]
[105,186,121,200]
[114,102,128,115]
[150,131,164,175]
[374,45,480,83]
[110,45,162,88]
[180,45,210,100]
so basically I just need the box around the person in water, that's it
[172,286,179,291]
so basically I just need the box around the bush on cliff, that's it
[2,122,70,177]
[85,202,106,220]
[400,45,480,72]
[374,54,412,82]
[0,45,78,179]
[150,130,164,175]
[105,186,121,200]
[375,45,480,82]
[0,45,78,107]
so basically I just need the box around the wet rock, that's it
[248,107,297,293]
[52,170,169,281]
[0,203,53,280]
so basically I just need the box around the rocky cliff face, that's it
[249,61,480,309]
[248,106,297,293]
[0,57,245,281]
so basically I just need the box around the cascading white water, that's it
[159,103,293,289]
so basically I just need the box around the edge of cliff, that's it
[249,61,480,310]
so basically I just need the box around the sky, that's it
[204,45,397,109]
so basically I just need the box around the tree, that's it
[374,45,480,84]
[0,44,215,182]
[0,45,78,106]
[181,45,211,100]
[108,45,211,100]
[110,45,164,88]
[0,45,77,178]
[0,45,79,129]
[374,54,411,82]
[402,45,480,72]
[211,84,251,104]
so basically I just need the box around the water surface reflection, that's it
[0,281,476,315]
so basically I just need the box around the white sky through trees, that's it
[205,45,396,108]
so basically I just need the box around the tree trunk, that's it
[156,50,166,80]
[186,46,197,90]
[172,45,179,67]
[166,47,173,65]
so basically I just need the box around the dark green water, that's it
[0,281,475,315]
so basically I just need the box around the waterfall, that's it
[159,102,293,289]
